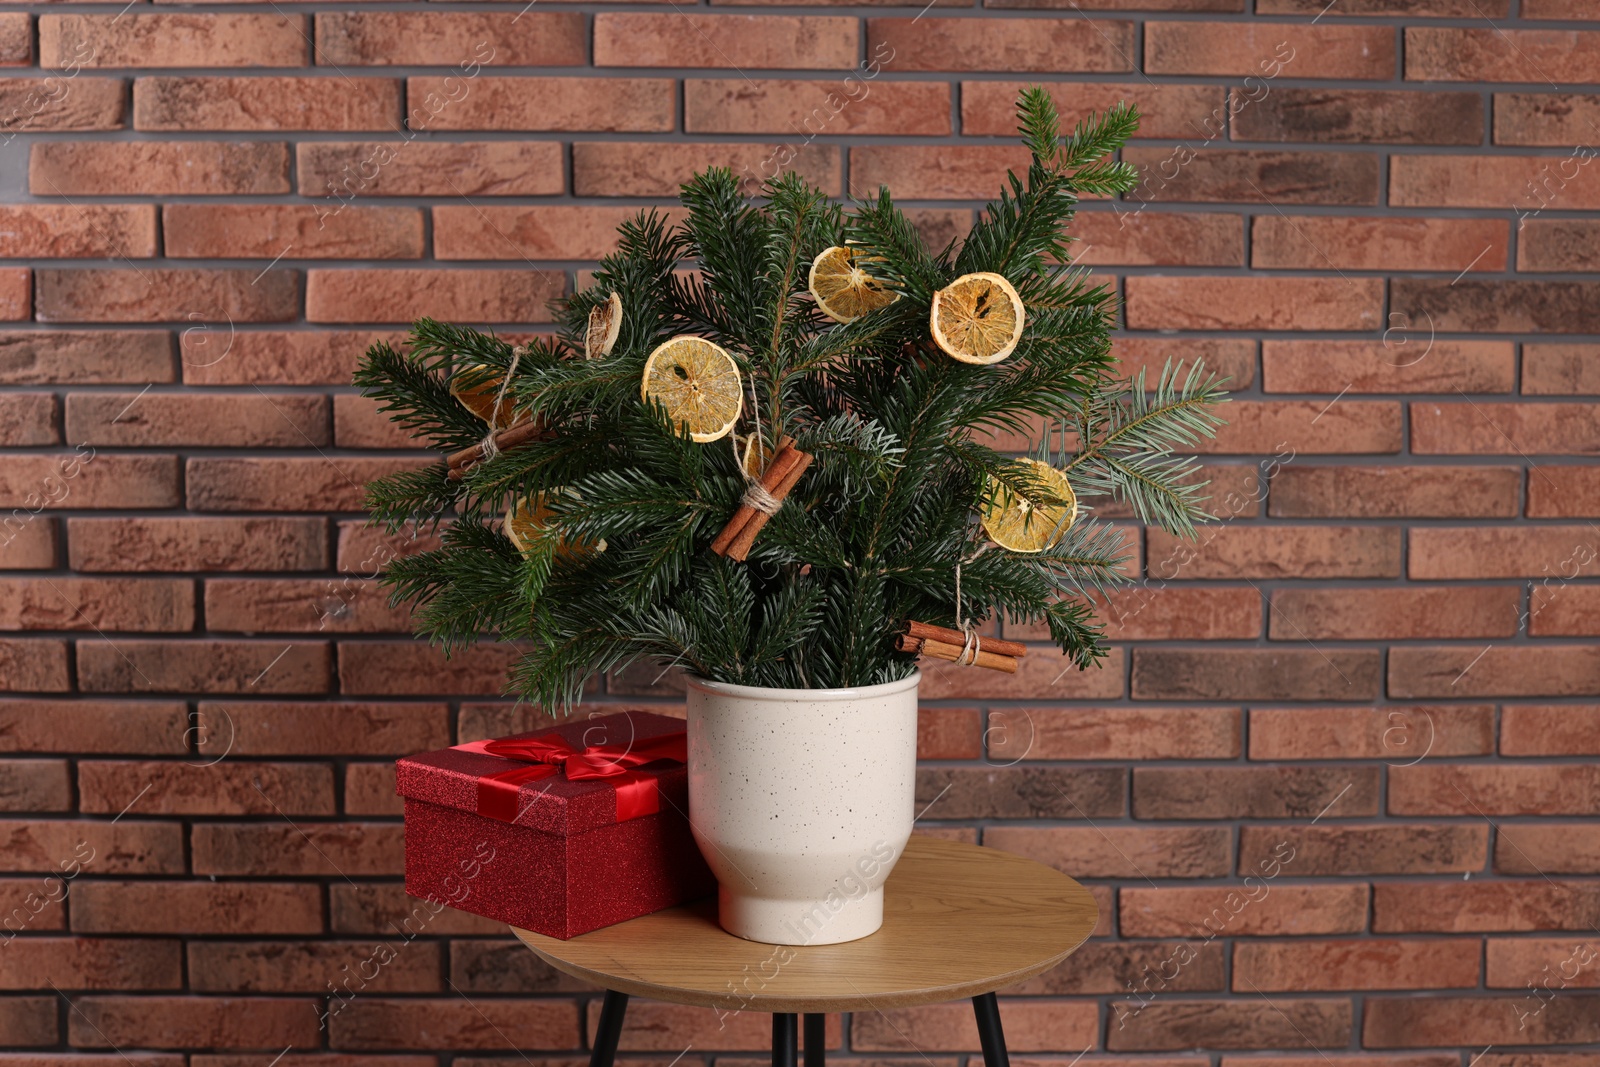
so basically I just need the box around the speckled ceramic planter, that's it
[683,672,921,946]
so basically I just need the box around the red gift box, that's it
[395,710,715,939]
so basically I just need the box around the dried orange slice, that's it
[979,458,1077,554]
[505,492,604,557]
[451,363,515,428]
[585,291,623,360]
[930,272,1025,365]
[808,245,898,324]
[736,432,773,479]
[641,335,742,443]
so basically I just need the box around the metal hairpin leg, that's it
[590,990,629,1067]
[972,993,1010,1067]
[772,1012,799,1067]
[803,1013,826,1067]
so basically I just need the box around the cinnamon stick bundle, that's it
[895,633,1019,674]
[904,620,1027,660]
[446,420,550,481]
[710,437,812,562]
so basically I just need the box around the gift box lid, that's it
[395,710,689,836]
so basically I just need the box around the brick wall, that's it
[2,0,1599,1062]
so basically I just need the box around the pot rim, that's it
[681,670,921,703]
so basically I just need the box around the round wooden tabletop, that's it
[512,835,1098,1013]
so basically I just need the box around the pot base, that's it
[718,884,884,946]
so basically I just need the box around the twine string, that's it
[741,480,784,516]
[479,345,525,463]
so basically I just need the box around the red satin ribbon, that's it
[464,729,686,825]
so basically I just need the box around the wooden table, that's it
[513,836,1099,1067]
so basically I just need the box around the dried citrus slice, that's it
[736,432,773,479]
[808,245,898,324]
[505,492,604,557]
[451,363,515,428]
[930,271,1025,365]
[585,291,623,360]
[980,458,1078,554]
[641,335,742,444]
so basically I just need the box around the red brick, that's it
[345,762,403,816]
[597,14,856,68]
[186,457,428,511]
[1525,344,1600,395]
[922,765,1124,820]
[1529,585,1600,635]
[306,268,562,324]
[1237,939,1478,992]
[1234,88,1481,145]
[1127,148,1381,206]
[1260,0,1505,11]
[1250,706,1493,760]
[68,516,327,573]
[190,939,442,994]
[1498,824,1600,875]
[1069,210,1243,267]
[869,18,1131,72]
[987,0,1242,7]
[0,818,182,874]
[165,205,423,260]
[0,269,28,320]
[1408,527,1599,579]
[1524,0,1595,13]
[985,825,1232,879]
[77,639,331,695]
[407,76,672,132]
[66,393,327,447]
[206,577,411,634]
[1135,648,1380,701]
[604,1002,833,1051]
[80,760,334,816]
[1110,999,1351,1051]
[1414,401,1600,453]
[1527,468,1600,517]
[1272,586,1519,640]
[433,205,658,261]
[1407,27,1600,83]
[1113,339,1258,392]
[1246,824,1487,876]
[69,996,321,1050]
[1519,219,1600,272]
[1147,22,1390,79]
[30,140,290,196]
[1120,885,1369,938]
[299,141,563,198]
[0,577,192,632]
[962,81,1222,141]
[849,145,1032,200]
[916,706,980,760]
[686,78,949,135]
[333,394,422,450]
[1393,763,1600,816]
[1201,399,1401,454]
[316,12,585,66]
[135,77,400,131]
[1503,706,1600,756]
[0,14,26,65]
[71,881,323,935]
[1269,464,1519,520]
[1390,646,1600,699]
[336,519,443,573]
[0,205,155,259]
[1365,993,1600,1046]
[0,937,180,990]
[192,1058,427,1067]
[989,707,1240,762]
[1147,526,1402,580]
[0,395,54,445]
[1496,94,1600,147]
[329,998,577,1050]
[0,520,54,569]
[852,1001,1095,1052]
[1135,766,1380,820]
[1375,880,1600,933]
[1254,216,1505,273]
[917,646,1125,701]
[183,330,401,387]
[0,330,173,386]
[0,997,54,1046]
[1261,340,1514,394]
[36,268,298,323]
[41,14,308,67]
[0,759,69,811]
[0,78,126,132]
[0,699,187,754]
[338,640,521,696]
[198,701,446,757]
[1126,276,1383,331]
[193,822,401,877]
[330,883,503,937]
[1486,938,1600,988]
[1391,154,1600,211]
[0,639,69,691]
[577,140,840,197]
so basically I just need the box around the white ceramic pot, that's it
[683,671,920,946]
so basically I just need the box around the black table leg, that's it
[803,1013,826,1067]
[591,990,629,1067]
[772,1012,799,1067]
[972,993,1010,1067]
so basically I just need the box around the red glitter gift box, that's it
[395,710,715,939]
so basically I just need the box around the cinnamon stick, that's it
[895,633,1018,674]
[446,420,549,480]
[904,620,1027,660]
[725,449,812,562]
[710,438,800,557]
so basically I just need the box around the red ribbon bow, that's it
[458,729,687,825]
